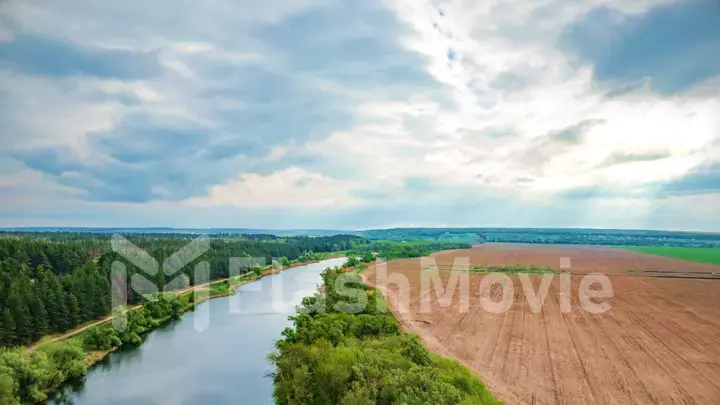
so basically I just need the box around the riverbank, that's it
[268,262,502,404]
[42,257,348,405]
[2,255,346,404]
[34,252,347,349]
[76,254,347,366]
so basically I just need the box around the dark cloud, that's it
[6,1,441,204]
[545,163,720,200]
[250,2,434,88]
[0,30,162,79]
[560,0,720,94]
[198,66,355,160]
[14,115,264,202]
[660,164,720,196]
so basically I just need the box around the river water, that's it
[49,257,346,405]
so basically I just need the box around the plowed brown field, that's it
[363,243,720,405]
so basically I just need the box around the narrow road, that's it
[31,257,338,348]
[32,275,249,348]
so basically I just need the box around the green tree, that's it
[0,310,16,346]
[82,326,121,351]
[65,293,81,327]
[40,341,87,381]
[27,297,49,341]
[6,295,32,345]
[0,366,20,405]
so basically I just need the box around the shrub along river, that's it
[48,257,347,405]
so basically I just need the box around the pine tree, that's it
[39,279,60,332]
[66,293,81,328]
[0,309,16,346]
[6,295,32,345]
[92,275,110,317]
[27,296,49,340]
[50,277,70,332]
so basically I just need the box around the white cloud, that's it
[187,167,361,208]
[298,0,720,205]
[1,0,718,229]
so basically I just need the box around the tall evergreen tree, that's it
[0,309,16,346]
[66,293,81,327]
[27,297,49,341]
[6,295,32,345]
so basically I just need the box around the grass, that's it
[206,281,230,296]
[469,264,555,274]
[427,264,556,274]
[619,246,720,265]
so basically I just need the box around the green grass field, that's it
[620,246,720,265]
[427,264,556,274]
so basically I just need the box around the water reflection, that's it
[47,258,345,405]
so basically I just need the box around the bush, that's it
[82,326,121,351]
[0,341,88,404]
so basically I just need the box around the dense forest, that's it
[269,266,500,404]
[0,233,368,348]
[346,241,471,260]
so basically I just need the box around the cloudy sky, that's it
[1,0,719,230]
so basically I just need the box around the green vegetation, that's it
[0,291,193,404]
[0,233,366,348]
[0,341,87,404]
[618,246,720,265]
[344,252,376,269]
[0,259,314,404]
[428,264,555,274]
[206,280,231,296]
[347,241,471,261]
[0,231,364,403]
[269,266,501,405]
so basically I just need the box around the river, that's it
[48,257,347,405]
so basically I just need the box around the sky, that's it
[0,0,719,231]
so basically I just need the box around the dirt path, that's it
[29,257,344,349]
[31,275,245,348]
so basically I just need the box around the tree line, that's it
[269,266,501,404]
[0,233,368,348]
[346,241,471,261]
[0,239,110,347]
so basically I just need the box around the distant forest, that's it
[6,226,719,247]
[358,228,720,247]
[0,233,367,347]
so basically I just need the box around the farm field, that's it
[455,243,720,279]
[363,243,720,405]
[619,245,720,266]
